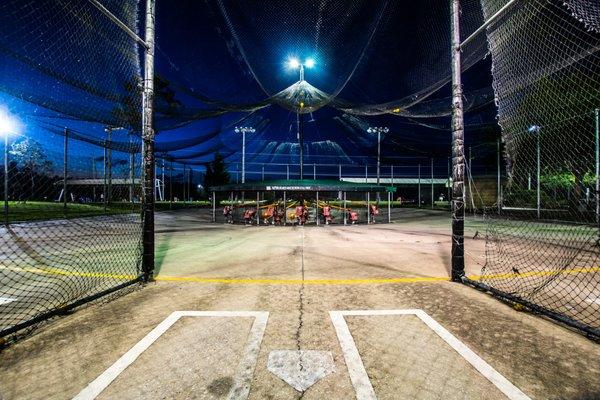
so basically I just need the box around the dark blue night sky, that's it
[0,0,500,180]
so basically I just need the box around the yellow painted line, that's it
[466,266,600,281]
[154,275,450,285]
[1,264,599,286]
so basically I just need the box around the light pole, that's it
[287,57,315,180]
[529,125,541,219]
[235,126,255,184]
[367,126,388,186]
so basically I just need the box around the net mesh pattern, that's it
[0,0,144,336]
[480,0,600,333]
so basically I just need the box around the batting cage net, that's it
[0,0,145,337]
[472,0,600,336]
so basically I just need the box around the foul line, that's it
[73,311,269,400]
[2,264,599,286]
[330,309,531,400]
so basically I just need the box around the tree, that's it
[204,153,230,190]
[9,138,53,201]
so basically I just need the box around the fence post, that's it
[141,0,156,282]
[287,164,290,180]
[339,164,342,181]
[450,0,465,281]
[418,164,421,208]
[63,128,68,211]
[391,165,394,186]
[387,190,391,223]
[431,157,434,209]
[365,164,368,183]
[595,108,599,227]
[313,163,316,180]
[106,127,112,206]
[212,191,216,222]
[3,130,8,226]
[497,138,501,213]
[343,191,347,225]
[316,191,319,225]
[103,139,107,213]
[130,133,135,202]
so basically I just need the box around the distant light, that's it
[304,58,315,68]
[287,58,301,69]
[0,107,17,135]
[528,125,540,133]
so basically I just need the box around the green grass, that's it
[5,201,139,223]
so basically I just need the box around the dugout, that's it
[209,179,393,225]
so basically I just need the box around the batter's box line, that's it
[73,311,269,400]
[329,309,531,400]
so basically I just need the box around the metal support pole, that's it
[287,164,290,180]
[377,131,381,186]
[169,160,173,210]
[418,164,421,208]
[313,163,316,180]
[283,190,287,225]
[431,158,434,209]
[107,128,112,206]
[387,190,391,223]
[339,164,342,181]
[103,144,107,213]
[365,164,368,184]
[261,165,264,182]
[141,0,156,281]
[3,132,8,226]
[316,191,319,225]
[536,130,541,219]
[451,0,465,281]
[92,157,97,201]
[497,139,501,213]
[367,192,370,223]
[212,191,216,223]
[297,112,304,180]
[256,191,260,225]
[130,133,135,202]
[241,130,246,184]
[391,165,394,186]
[63,128,68,211]
[595,108,599,226]
[343,191,347,225]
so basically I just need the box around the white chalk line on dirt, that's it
[72,311,269,400]
[329,309,531,400]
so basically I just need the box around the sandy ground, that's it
[1,209,599,400]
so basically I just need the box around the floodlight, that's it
[528,125,540,133]
[0,109,16,135]
[287,58,301,69]
[304,58,315,68]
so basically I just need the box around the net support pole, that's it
[212,191,216,223]
[256,191,260,225]
[391,165,394,186]
[418,164,421,208]
[595,108,599,228]
[536,130,541,219]
[387,190,391,223]
[283,190,287,225]
[343,191,347,225]
[367,192,370,223]
[141,0,156,282]
[107,127,112,206]
[451,0,465,281]
[63,128,68,211]
[497,138,501,213]
[3,131,9,226]
[286,164,290,180]
[103,142,107,213]
[316,191,319,225]
[431,157,434,209]
[313,163,316,180]
[339,164,342,181]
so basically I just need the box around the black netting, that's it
[478,0,600,335]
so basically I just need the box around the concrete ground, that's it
[1,208,599,399]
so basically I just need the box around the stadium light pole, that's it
[235,126,255,184]
[367,127,388,186]
[287,57,315,179]
[529,125,541,219]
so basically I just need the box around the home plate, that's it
[267,350,335,392]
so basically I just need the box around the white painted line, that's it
[0,296,17,305]
[329,309,531,400]
[329,312,377,400]
[73,311,269,400]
